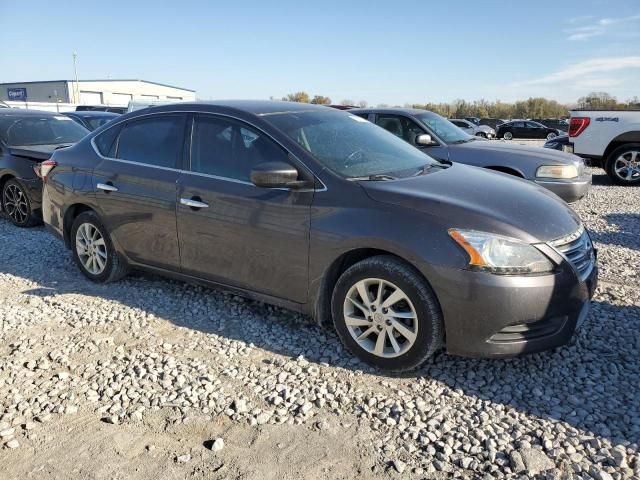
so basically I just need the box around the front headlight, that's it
[448,229,554,274]
[536,165,578,179]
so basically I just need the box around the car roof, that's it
[349,107,434,116]
[139,100,332,116]
[65,111,119,118]
[0,108,60,117]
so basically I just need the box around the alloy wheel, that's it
[504,132,513,140]
[75,222,108,275]
[3,183,29,224]
[343,278,418,358]
[546,132,557,140]
[614,150,640,182]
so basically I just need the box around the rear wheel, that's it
[606,144,640,185]
[331,255,443,371]
[71,211,128,282]
[503,131,513,140]
[2,179,41,227]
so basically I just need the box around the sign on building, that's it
[7,88,27,101]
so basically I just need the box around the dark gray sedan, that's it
[351,108,591,203]
[42,102,596,371]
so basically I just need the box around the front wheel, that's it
[2,179,41,227]
[546,132,557,141]
[331,256,444,371]
[606,144,640,185]
[503,131,513,140]
[71,211,128,283]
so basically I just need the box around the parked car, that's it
[544,135,573,153]
[569,109,640,185]
[0,109,89,226]
[351,108,590,202]
[480,118,507,131]
[63,111,119,131]
[497,121,561,140]
[464,117,480,126]
[533,119,569,132]
[0,100,9,108]
[450,118,496,139]
[42,101,596,371]
[76,105,127,114]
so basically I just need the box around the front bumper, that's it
[535,172,591,203]
[431,258,597,358]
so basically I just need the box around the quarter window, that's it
[115,115,185,168]
[190,115,289,182]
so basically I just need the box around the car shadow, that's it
[1,220,638,449]
[589,213,640,251]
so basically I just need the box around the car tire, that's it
[546,132,557,141]
[331,255,444,371]
[1,178,41,228]
[503,131,513,140]
[476,132,487,138]
[71,211,128,283]
[605,143,640,186]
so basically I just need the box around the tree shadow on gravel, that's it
[589,213,640,251]
[2,219,639,450]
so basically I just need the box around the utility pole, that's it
[73,52,80,104]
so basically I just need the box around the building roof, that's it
[0,79,195,92]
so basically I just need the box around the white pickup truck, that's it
[569,110,640,185]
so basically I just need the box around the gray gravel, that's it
[0,167,638,479]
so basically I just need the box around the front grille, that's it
[549,226,595,279]
[489,316,567,343]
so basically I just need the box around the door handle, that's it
[180,197,209,209]
[97,182,118,192]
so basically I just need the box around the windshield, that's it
[416,112,473,144]
[0,114,89,146]
[265,110,438,178]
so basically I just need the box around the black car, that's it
[0,109,89,226]
[351,108,590,202]
[497,121,561,140]
[42,101,596,371]
[533,119,569,132]
[544,135,573,153]
[480,118,507,131]
[63,111,120,131]
[76,105,127,114]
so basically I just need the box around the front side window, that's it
[115,115,185,168]
[0,114,88,146]
[190,115,288,182]
[265,110,438,178]
[415,112,472,144]
[376,115,425,145]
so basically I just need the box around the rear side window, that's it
[115,115,185,168]
[94,125,120,157]
[190,115,289,182]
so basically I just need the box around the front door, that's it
[176,114,312,303]
[92,113,186,270]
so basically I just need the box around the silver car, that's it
[450,118,496,139]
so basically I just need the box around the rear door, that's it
[176,114,313,303]
[92,113,186,270]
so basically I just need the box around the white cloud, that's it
[516,57,640,86]
[566,14,640,41]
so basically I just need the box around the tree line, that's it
[276,91,640,119]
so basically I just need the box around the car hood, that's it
[8,144,66,161]
[478,125,495,133]
[361,163,581,243]
[451,139,579,165]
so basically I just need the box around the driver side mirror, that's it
[416,134,437,146]
[250,161,312,189]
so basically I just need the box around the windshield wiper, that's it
[347,174,397,181]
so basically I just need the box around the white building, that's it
[0,79,196,106]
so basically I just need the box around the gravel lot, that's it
[0,167,638,479]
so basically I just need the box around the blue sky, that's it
[1,0,639,105]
